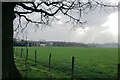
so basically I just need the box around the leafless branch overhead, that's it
[14,0,118,33]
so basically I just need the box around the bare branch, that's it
[21,22,29,32]
[14,1,118,33]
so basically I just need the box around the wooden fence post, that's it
[71,56,75,80]
[49,53,51,71]
[21,48,23,58]
[35,49,37,65]
[13,48,15,55]
[27,48,28,59]
[118,64,120,78]
[16,48,18,56]
[25,49,28,66]
[25,48,28,78]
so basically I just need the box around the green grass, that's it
[14,46,118,78]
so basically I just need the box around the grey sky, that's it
[13,1,119,44]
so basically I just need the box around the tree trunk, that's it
[2,2,22,79]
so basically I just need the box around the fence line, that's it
[14,48,76,78]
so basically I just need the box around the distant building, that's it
[40,44,47,47]
[13,39,88,47]
[48,42,53,46]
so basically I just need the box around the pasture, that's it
[14,47,118,78]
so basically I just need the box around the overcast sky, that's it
[13,1,119,44]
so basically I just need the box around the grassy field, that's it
[14,46,118,78]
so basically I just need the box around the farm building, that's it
[13,38,88,47]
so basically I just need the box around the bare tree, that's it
[14,0,117,34]
[2,0,118,79]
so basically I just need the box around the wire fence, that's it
[14,47,75,79]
